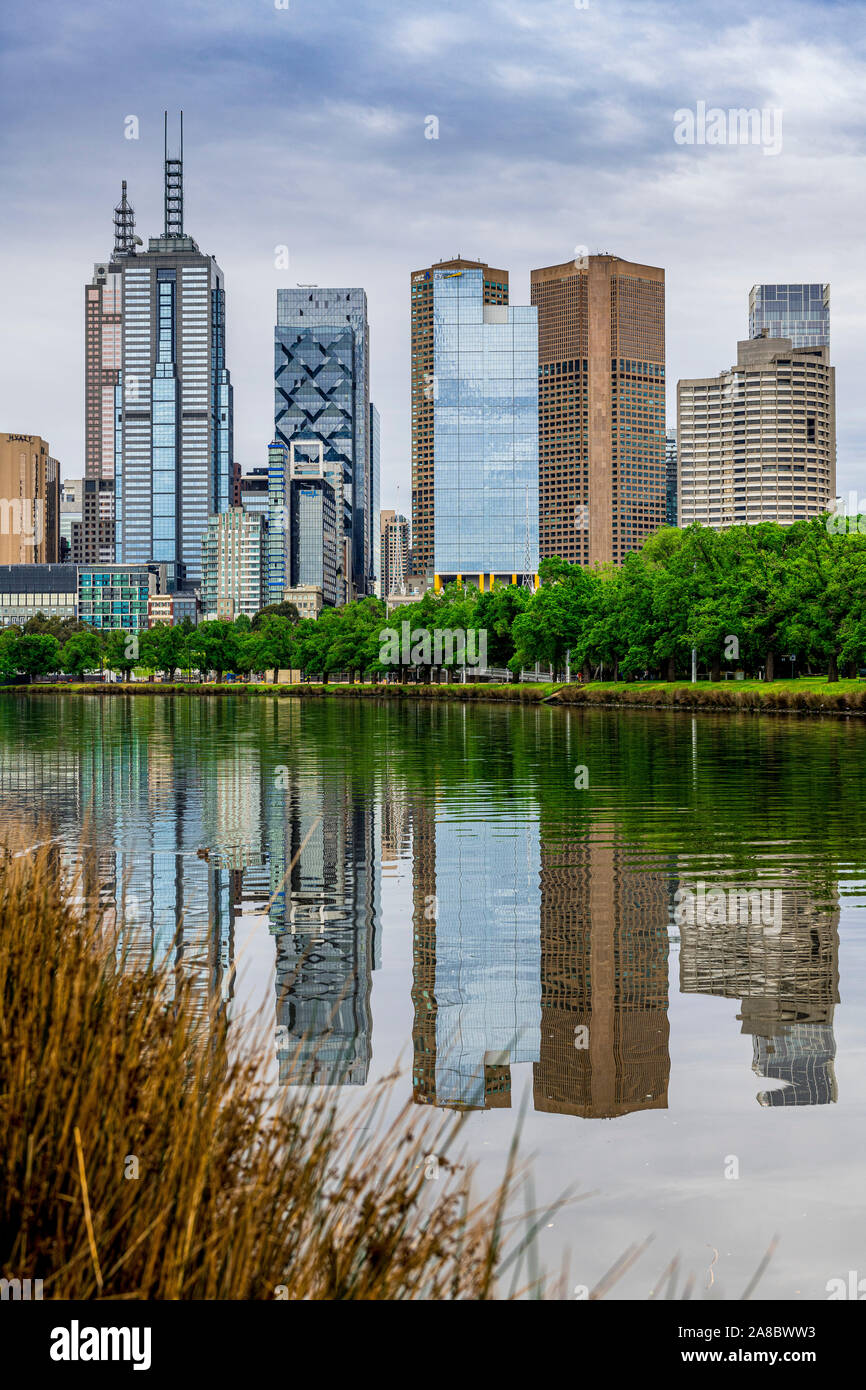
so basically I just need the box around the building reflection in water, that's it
[0,697,845,1113]
[533,830,670,1119]
[678,885,840,1105]
[260,743,379,1087]
[412,798,671,1119]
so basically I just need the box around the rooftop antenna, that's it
[113,179,137,256]
[164,110,183,237]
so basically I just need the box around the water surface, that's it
[2,692,865,1299]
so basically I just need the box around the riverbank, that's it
[5,675,866,714]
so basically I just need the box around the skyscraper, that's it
[431,265,538,588]
[380,509,409,597]
[677,337,836,528]
[369,402,380,593]
[411,259,509,582]
[749,283,830,349]
[274,287,373,598]
[531,255,666,567]
[83,182,135,562]
[112,115,233,587]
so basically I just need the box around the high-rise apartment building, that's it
[110,116,233,587]
[0,434,59,564]
[274,287,374,597]
[201,507,267,620]
[677,337,836,528]
[411,259,509,582]
[430,266,538,588]
[380,509,409,597]
[665,428,678,526]
[530,255,666,567]
[749,283,830,349]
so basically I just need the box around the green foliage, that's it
[60,629,103,678]
[251,600,300,630]
[6,517,858,688]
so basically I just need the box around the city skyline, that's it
[1,0,863,519]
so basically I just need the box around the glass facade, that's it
[289,478,338,608]
[369,402,380,590]
[274,289,371,596]
[665,428,678,526]
[266,440,289,605]
[433,268,538,579]
[749,283,830,349]
[115,248,233,588]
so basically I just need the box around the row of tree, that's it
[2,519,865,684]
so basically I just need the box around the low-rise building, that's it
[0,563,78,625]
[78,564,170,632]
[283,584,325,621]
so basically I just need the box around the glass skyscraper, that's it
[113,118,233,588]
[432,267,538,586]
[274,288,374,598]
[369,402,380,592]
[749,283,830,348]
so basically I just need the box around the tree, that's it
[139,623,186,680]
[9,633,62,683]
[60,629,103,679]
[244,617,298,683]
[251,601,300,630]
[103,629,139,680]
[193,620,241,683]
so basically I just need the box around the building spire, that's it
[113,179,136,256]
[164,110,184,237]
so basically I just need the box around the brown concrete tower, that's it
[531,255,665,567]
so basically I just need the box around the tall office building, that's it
[531,255,666,567]
[411,259,509,582]
[0,433,59,564]
[288,469,338,610]
[369,403,380,592]
[430,265,538,588]
[677,337,836,528]
[274,287,373,597]
[83,183,135,561]
[749,283,830,349]
[380,509,409,597]
[111,115,233,587]
[665,428,678,526]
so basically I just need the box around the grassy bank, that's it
[5,675,866,714]
[0,833,543,1300]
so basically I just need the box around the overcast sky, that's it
[1,0,864,510]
